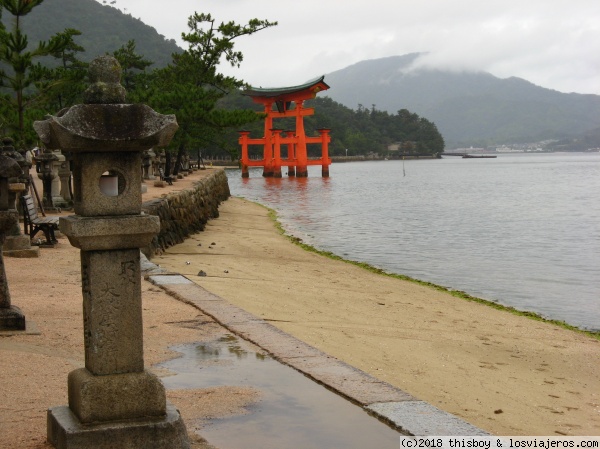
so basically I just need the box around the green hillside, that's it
[3,0,182,68]
[219,92,445,158]
[4,1,597,152]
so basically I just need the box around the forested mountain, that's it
[307,98,444,156]
[324,54,600,148]
[4,1,597,153]
[219,93,444,158]
[2,0,182,68]
[549,126,600,152]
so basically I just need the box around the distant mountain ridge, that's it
[324,54,600,148]
[2,0,182,68]
[5,3,599,149]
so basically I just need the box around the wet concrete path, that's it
[160,334,401,449]
[147,272,487,447]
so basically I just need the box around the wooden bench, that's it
[21,194,59,245]
[158,168,174,185]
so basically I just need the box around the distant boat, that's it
[462,154,497,159]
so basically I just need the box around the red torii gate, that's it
[239,76,331,178]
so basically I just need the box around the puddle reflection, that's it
[160,334,400,449]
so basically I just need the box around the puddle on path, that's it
[159,334,401,449]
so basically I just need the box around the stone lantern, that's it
[142,148,155,180]
[158,148,166,174]
[35,149,59,209]
[0,154,26,330]
[57,151,72,205]
[0,137,39,258]
[34,56,188,449]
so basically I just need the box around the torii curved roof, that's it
[243,75,329,101]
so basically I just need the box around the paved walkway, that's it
[145,258,488,438]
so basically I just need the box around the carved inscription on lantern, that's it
[82,249,143,375]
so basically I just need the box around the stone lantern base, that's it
[0,305,25,330]
[48,404,189,449]
[3,234,40,258]
[4,183,40,258]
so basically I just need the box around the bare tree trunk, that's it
[165,152,172,176]
[173,143,185,176]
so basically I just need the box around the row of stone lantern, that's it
[31,146,196,209]
[0,153,27,331]
[33,148,172,210]
[34,148,71,210]
[2,55,218,448]
[142,148,195,181]
[0,138,40,257]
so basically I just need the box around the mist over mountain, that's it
[6,2,599,150]
[324,54,600,148]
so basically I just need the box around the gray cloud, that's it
[111,0,600,94]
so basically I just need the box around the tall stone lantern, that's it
[0,155,26,330]
[34,56,189,448]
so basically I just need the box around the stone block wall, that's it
[141,169,230,257]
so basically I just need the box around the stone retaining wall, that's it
[141,169,230,257]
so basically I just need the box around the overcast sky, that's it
[103,0,600,95]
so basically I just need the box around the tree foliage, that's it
[134,13,277,170]
[0,5,277,154]
[0,0,71,146]
[34,27,88,111]
[306,99,444,156]
[0,3,443,159]
[112,39,151,91]
[220,93,444,158]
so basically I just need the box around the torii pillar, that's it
[239,76,331,178]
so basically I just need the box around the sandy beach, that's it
[1,167,598,448]
[154,179,600,436]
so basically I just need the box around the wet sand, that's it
[1,168,598,448]
[155,192,600,436]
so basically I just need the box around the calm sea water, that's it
[225,153,600,331]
